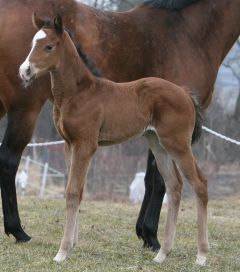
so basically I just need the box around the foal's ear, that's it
[32,13,45,30]
[53,14,63,36]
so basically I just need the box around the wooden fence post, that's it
[40,162,49,197]
[24,156,30,175]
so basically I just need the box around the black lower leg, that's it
[142,167,165,251]
[0,79,48,242]
[0,146,31,242]
[136,150,155,242]
[138,152,166,251]
[0,110,40,242]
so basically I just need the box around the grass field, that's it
[0,196,239,272]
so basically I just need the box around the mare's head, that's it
[19,14,65,86]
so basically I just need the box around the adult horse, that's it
[0,0,240,250]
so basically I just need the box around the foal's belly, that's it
[98,131,143,146]
[98,115,148,146]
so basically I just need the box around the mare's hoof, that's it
[136,225,160,252]
[143,233,160,252]
[150,240,160,252]
[136,225,144,241]
[8,227,31,242]
[142,239,160,252]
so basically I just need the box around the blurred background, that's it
[0,0,239,201]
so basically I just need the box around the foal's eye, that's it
[45,45,54,51]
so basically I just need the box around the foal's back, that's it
[101,76,194,120]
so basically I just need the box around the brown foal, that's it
[19,14,208,266]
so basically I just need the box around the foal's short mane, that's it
[143,0,199,10]
[66,31,102,78]
[40,19,102,78]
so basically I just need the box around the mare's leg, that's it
[0,106,44,241]
[0,75,49,242]
[136,149,165,251]
[54,142,96,263]
[135,150,153,242]
[142,167,166,251]
[145,131,183,262]
[136,151,160,248]
[0,100,6,119]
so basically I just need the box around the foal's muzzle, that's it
[19,64,36,87]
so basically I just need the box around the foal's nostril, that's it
[26,66,31,76]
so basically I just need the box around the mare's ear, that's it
[53,14,63,36]
[32,13,45,30]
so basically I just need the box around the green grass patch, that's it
[0,196,239,271]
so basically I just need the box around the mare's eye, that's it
[45,45,54,51]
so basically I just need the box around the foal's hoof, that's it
[195,255,207,266]
[53,251,68,263]
[153,250,167,264]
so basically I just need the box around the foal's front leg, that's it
[54,142,96,263]
[63,143,80,247]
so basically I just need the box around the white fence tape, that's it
[22,156,65,176]
[26,140,64,147]
[202,126,240,146]
[0,126,239,147]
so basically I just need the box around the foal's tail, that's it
[186,88,203,144]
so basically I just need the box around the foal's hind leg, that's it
[167,147,209,266]
[73,188,84,247]
[54,142,96,263]
[145,131,183,263]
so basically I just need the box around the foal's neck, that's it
[50,32,94,107]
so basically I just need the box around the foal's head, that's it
[19,14,65,86]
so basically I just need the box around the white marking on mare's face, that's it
[19,30,47,83]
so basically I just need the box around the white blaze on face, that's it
[19,30,47,82]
